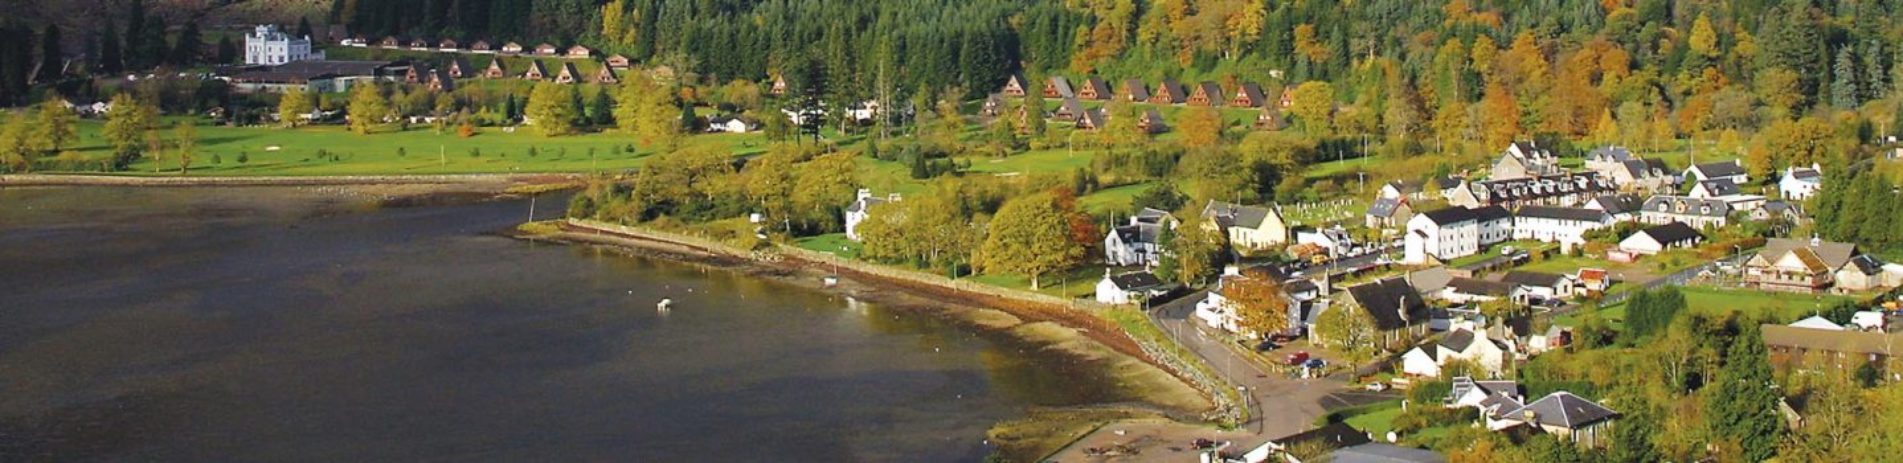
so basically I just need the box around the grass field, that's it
[46,119,774,176]
[792,233,861,260]
[1581,285,1857,326]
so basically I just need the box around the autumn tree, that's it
[346,84,390,134]
[615,72,683,151]
[788,151,859,231]
[1479,80,1520,149]
[525,81,579,136]
[28,97,77,154]
[1223,271,1289,337]
[0,113,30,172]
[278,90,314,128]
[1287,81,1335,136]
[101,93,157,169]
[172,120,197,173]
[1316,300,1379,365]
[979,192,1086,289]
[1178,106,1222,148]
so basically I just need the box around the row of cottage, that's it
[997,74,1294,109]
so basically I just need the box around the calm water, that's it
[0,188,1116,462]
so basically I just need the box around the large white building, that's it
[1403,206,1511,265]
[1779,164,1824,201]
[1511,206,1613,252]
[245,25,322,65]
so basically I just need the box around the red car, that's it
[1285,351,1309,366]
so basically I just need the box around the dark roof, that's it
[1589,194,1644,215]
[1507,392,1619,429]
[1637,222,1702,244]
[1469,173,1616,204]
[1502,271,1568,289]
[1587,146,1633,162]
[1194,81,1224,103]
[1331,443,1446,463]
[1235,82,1266,106]
[1203,200,1277,229]
[1419,205,1510,226]
[1343,277,1429,331]
[1046,76,1075,97]
[1791,168,1822,180]
[1697,179,1741,196]
[1447,277,1514,297]
[1433,176,1464,190]
[1641,195,1731,218]
[1153,79,1187,102]
[1367,197,1407,218]
[1690,160,1747,178]
[1514,206,1608,222]
[1112,222,1165,246]
[264,59,396,78]
[1057,98,1085,117]
[1762,323,1903,355]
[1442,329,1477,352]
[1273,422,1372,450]
[1082,76,1110,97]
[1122,79,1151,101]
[1620,159,1670,179]
[1108,272,1165,290]
[1848,254,1885,276]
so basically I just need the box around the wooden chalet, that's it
[595,66,620,84]
[554,62,582,84]
[428,68,456,92]
[1231,82,1267,108]
[770,74,787,95]
[1077,76,1112,100]
[534,43,559,56]
[1074,108,1106,130]
[445,57,477,79]
[483,60,508,78]
[438,38,461,52]
[501,42,525,54]
[1187,81,1223,106]
[982,93,1007,117]
[379,36,404,48]
[408,37,432,50]
[1138,108,1168,134]
[1120,79,1151,102]
[470,40,494,53]
[1043,76,1075,99]
[1277,87,1296,108]
[405,64,431,84]
[1000,73,1031,97]
[566,45,594,59]
[1150,79,1187,104]
[1255,107,1286,130]
[1052,98,1085,121]
[606,54,632,69]
[523,60,549,80]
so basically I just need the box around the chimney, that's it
[1812,235,1822,247]
[1523,409,1538,422]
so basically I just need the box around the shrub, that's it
[237,152,249,164]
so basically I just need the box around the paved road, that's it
[1147,291,1346,442]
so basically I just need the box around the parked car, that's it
[1364,382,1390,392]
[1285,351,1310,366]
[1254,340,1278,352]
[1304,358,1327,369]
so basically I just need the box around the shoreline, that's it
[518,219,1225,461]
[0,173,582,188]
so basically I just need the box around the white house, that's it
[705,116,757,133]
[1789,315,1847,331]
[1295,226,1355,257]
[1496,392,1621,448]
[244,24,322,65]
[1104,208,1177,267]
[1780,164,1824,200]
[1688,179,1741,199]
[1202,200,1290,252]
[1095,271,1168,305]
[1684,160,1749,185]
[1639,196,1731,229]
[843,189,898,241]
[1501,271,1576,304]
[1401,328,1514,378]
[1197,266,1319,338]
[1614,222,1703,261]
[1403,206,1511,265]
[1511,206,1612,251]
[1446,377,1525,418]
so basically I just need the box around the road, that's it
[1148,291,1348,442]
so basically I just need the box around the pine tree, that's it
[37,24,61,84]
[124,0,146,69]
[216,36,237,64]
[296,17,314,39]
[1831,46,1860,109]
[99,24,123,74]
[1861,41,1888,101]
[170,21,201,67]
[1708,324,1784,462]
[137,16,168,70]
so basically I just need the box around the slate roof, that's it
[1469,173,1615,204]
[1075,107,1106,129]
[1502,270,1569,289]
[1331,443,1447,463]
[1108,271,1166,291]
[1193,81,1224,104]
[1406,267,1454,295]
[1367,197,1407,218]
[1081,76,1111,99]
[845,196,886,213]
[1045,76,1075,98]
[1152,79,1187,103]
[1514,206,1608,222]
[1432,176,1464,190]
[1057,98,1086,118]
[1506,392,1619,429]
[1642,196,1731,218]
[1690,160,1747,179]
[1791,167,1823,181]
[1113,222,1165,246]
[1447,277,1514,297]
[1848,254,1885,276]
[1619,158,1671,179]
[1272,422,1373,450]
[1757,238,1857,270]
[1418,205,1511,226]
[1586,146,1633,163]
[1234,82,1266,106]
[1588,194,1644,215]
[1442,329,1478,352]
[1138,108,1167,130]
[1696,179,1741,196]
[1636,222,1702,245]
[1121,79,1151,101]
[1762,323,1903,356]
[1203,200,1278,229]
[1344,277,1429,331]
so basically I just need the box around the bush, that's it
[237,152,249,164]
[1391,406,1477,434]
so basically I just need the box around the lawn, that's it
[1080,182,1152,215]
[1342,403,1405,437]
[1581,285,1857,326]
[967,263,1109,300]
[48,119,775,176]
[793,233,861,259]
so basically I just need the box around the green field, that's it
[793,233,862,259]
[1585,286,1856,326]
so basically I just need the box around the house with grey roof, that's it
[1684,160,1749,184]
[1582,193,1644,222]
[1187,81,1225,106]
[1744,237,1900,294]
[1251,421,1373,463]
[1501,270,1576,303]
[1491,141,1562,180]
[1495,392,1620,448]
[1365,196,1414,230]
[1150,78,1187,104]
[1201,200,1290,251]
[1077,75,1112,100]
[1402,205,1512,265]
[1095,270,1168,305]
[1448,173,1616,209]
[1232,81,1267,107]
[1331,277,1430,351]
[1119,79,1151,102]
[1780,163,1824,200]
[1042,76,1075,99]
[1103,208,1178,267]
[1639,195,1731,229]
[1614,222,1703,262]
[1689,178,1742,198]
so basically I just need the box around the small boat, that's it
[822,276,839,287]
[657,298,673,311]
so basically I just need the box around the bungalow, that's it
[522,60,549,80]
[1496,392,1620,448]
[1491,141,1562,181]
[469,40,493,53]
[1119,79,1151,102]
[553,62,581,84]
[500,41,525,54]
[1295,226,1355,258]
[1052,98,1085,121]
[1582,193,1645,222]
[1780,164,1824,200]
[1614,222,1703,260]
[1688,179,1742,199]
[843,189,900,241]
[482,60,508,79]
[1365,196,1414,229]
[705,116,757,134]
[1231,82,1267,107]
[1511,206,1612,250]
[1150,79,1187,104]
[445,57,477,79]
[1076,76,1112,100]
[1246,422,1372,463]
[1043,76,1075,99]
[605,54,632,70]
[438,38,461,52]
[566,45,593,59]
[408,37,432,50]
[1137,108,1168,134]
[1095,270,1169,305]
[378,36,404,48]
[1575,268,1611,294]
[1187,81,1224,106]
[1744,238,1857,293]
[426,68,455,92]
[1402,205,1512,265]
[594,66,620,84]
[999,73,1031,97]
[1763,324,1903,379]
[534,43,559,56]
[1330,277,1431,351]
[1684,160,1749,185]
[1103,208,1178,267]
[1447,173,1615,209]
[1443,277,1513,304]
[1501,271,1575,304]
[1255,106,1286,130]
[1202,200,1290,251]
[1638,196,1730,229]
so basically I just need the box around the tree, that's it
[37,24,61,84]
[1178,106,1223,148]
[170,21,201,66]
[346,84,390,134]
[101,93,155,168]
[215,36,237,64]
[1287,81,1335,135]
[1707,323,1784,462]
[1831,47,1860,109]
[1316,300,1379,365]
[278,90,314,127]
[1170,216,1226,285]
[1131,182,1188,212]
[1223,271,1289,337]
[615,72,682,150]
[99,23,123,74]
[1479,80,1520,149]
[0,113,32,172]
[28,97,77,153]
[525,81,578,136]
[172,120,196,173]
[788,152,859,231]
[587,89,615,126]
[979,192,1086,289]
